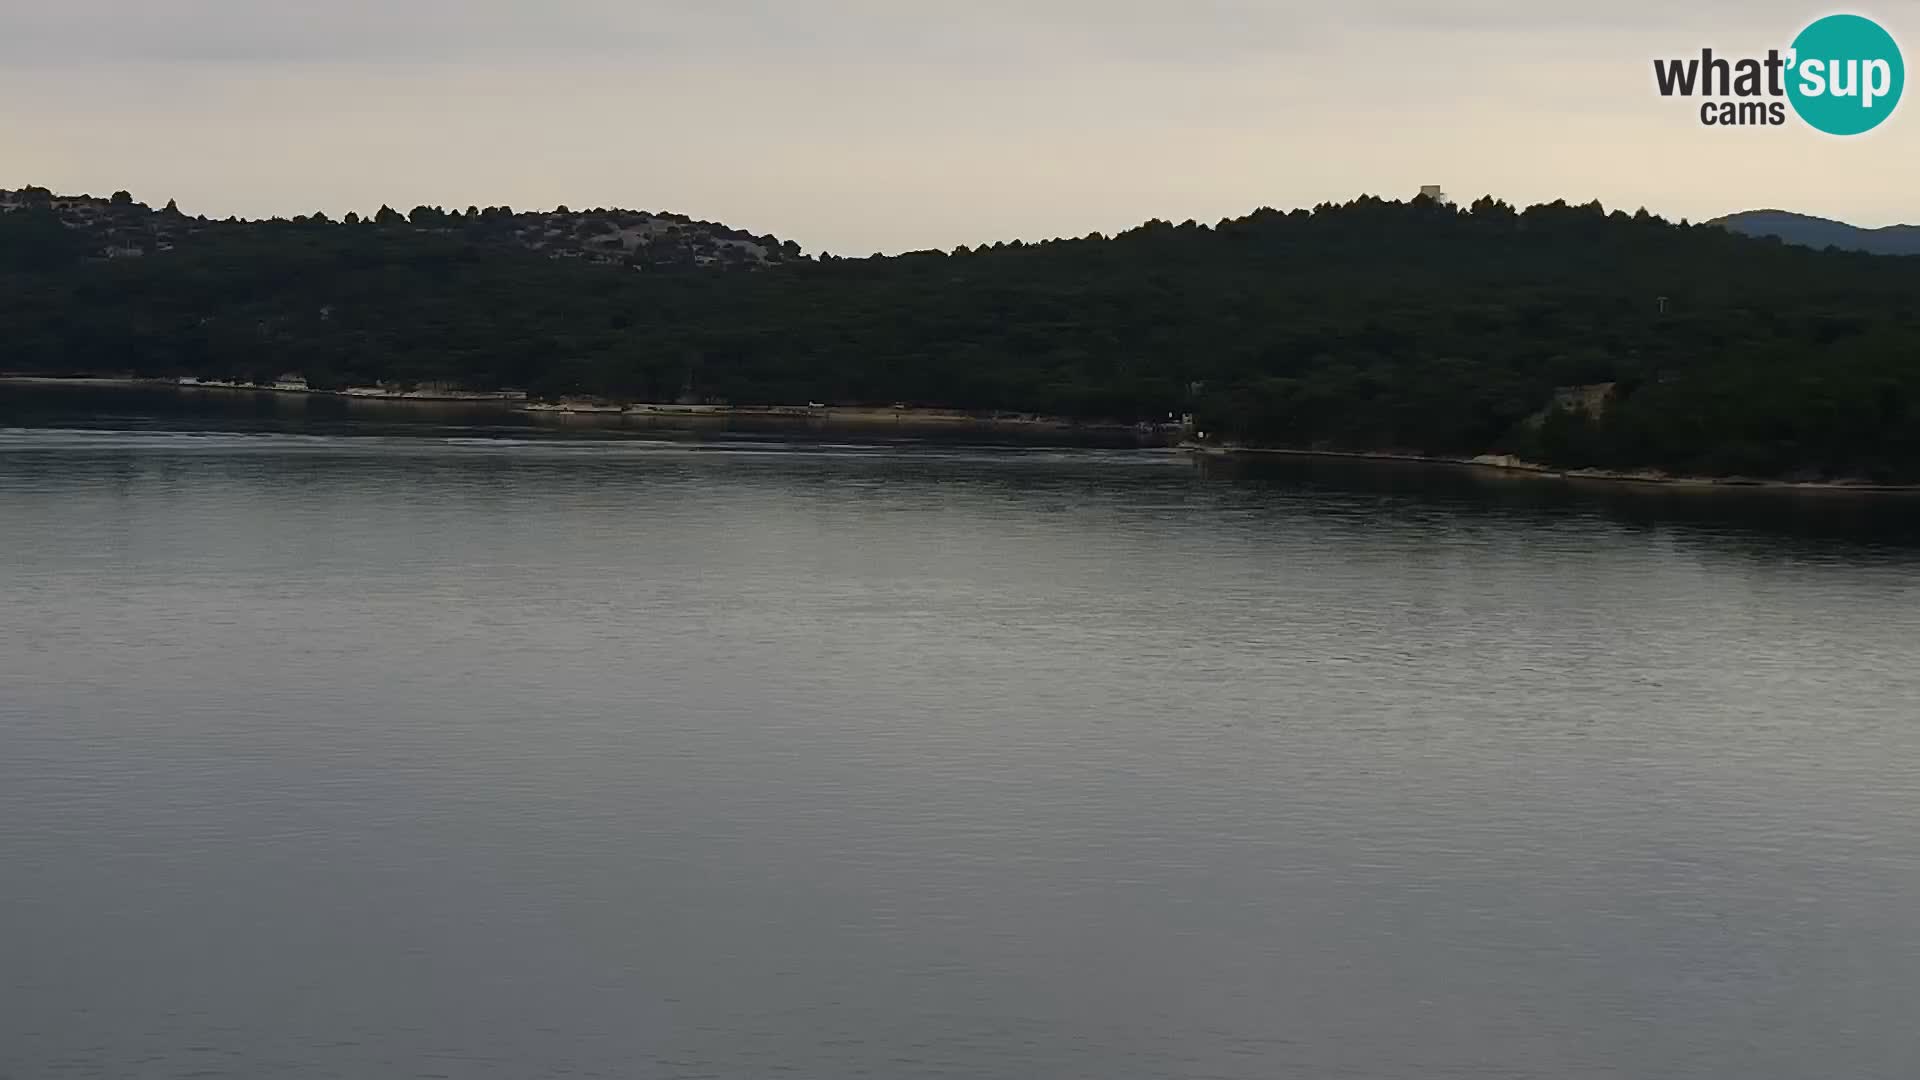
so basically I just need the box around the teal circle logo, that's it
[1787,14,1904,135]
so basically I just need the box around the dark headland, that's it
[5,186,1920,484]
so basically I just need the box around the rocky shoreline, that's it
[1,376,1185,445]
[1182,443,1920,494]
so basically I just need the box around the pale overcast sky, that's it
[2,1,1914,254]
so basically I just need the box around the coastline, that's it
[0,375,1182,444]
[8,376,1914,489]
[1181,443,1920,494]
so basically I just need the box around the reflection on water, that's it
[3,397,1920,1080]
[1197,452,1920,554]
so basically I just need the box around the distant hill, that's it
[0,186,803,270]
[1711,210,1920,256]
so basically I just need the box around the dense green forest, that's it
[4,194,1919,479]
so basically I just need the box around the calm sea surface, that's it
[5,390,1920,1079]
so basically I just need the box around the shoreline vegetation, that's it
[10,375,1918,493]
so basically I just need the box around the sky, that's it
[2,0,1915,255]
